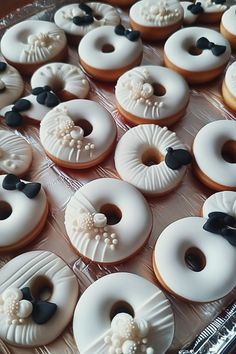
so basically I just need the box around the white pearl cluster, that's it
[0,287,33,325]
[0,149,19,171]
[141,1,182,25]
[104,313,154,354]
[24,32,61,58]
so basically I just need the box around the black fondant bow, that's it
[196,37,226,56]
[73,3,94,26]
[187,2,204,14]
[203,211,236,247]
[0,62,7,72]
[4,99,31,127]
[21,287,57,325]
[165,147,192,170]
[115,25,140,42]
[2,174,41,199]
[32,86,59,108]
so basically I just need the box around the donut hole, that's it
[222,140,236,163]
[100,204,122,225]
[152,83,166,97]
[76,119,93,137]
[50,77,65,93]
[110,301,135,321]
[102,44,115,53]
[31,276,54,301]
[188,46,203,56]
[142,148,163,167]
[0,201,12,220]
[185,247,206,272]
[93,13,103,20]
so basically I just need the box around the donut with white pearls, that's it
[0,62,24,109]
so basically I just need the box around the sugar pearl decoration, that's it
[141,1,182,25]
[93,213,107,228]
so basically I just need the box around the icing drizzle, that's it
[141,1,182,26]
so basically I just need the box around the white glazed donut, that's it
[0,20,67,75]
[0,250,79,346]
[115,65,189,126]
[73,272,174,354]
[40,100,117,169]
[65,178,152,264]
[129,0,184,41]
[0,61,24,109]
[220,5,236,49]
[193,120,236,191]
[31,63,89,101]
[114,124,192,196]
[180,1,200,25]
[164,27,231,84]
[0,130,32,176]
[0,174,48,252]
[78,25,143,81]
[153,216,236,302]
[222,62,236,111]
[54,2,120,43]
[202,191,236,218]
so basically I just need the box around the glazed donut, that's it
[0,20,67,75]
[105,0,136,7]
[193,120,236,191]
[40,100,117,169]
[153,216,236,302]
[0,250,79,346]
[31,63,90,101]
[78,25,143,82]
[202,191,236,219]
[115,65,189,126]
[0,61,24,109]
[164,27,231,84]
[64,178,152,264]
[54,2,120,44]
[197,0,227,24]
[220,5,236,50]
[0,174,48,252]
[0,130,32,176]
[129,0,184,41]
[114,124,192,196]
[180,1,202,25]
[73,272,174,354]
[222,62,236,111]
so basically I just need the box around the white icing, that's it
[224,62,236,98]
[153,216,236,302]
[221,5,236,36]
[193,120,236,188]
[54,3,120,37]
[0,174,47,249]
[31,62,89,99]
[0,130,32,176]
[65,178,152,263]
[180,1,199,25]
[200,0,227,13]
[114,124,188,196]
[115,65,189,121]
[164,27,231,72]
[130,0,184,27]
[203,191,236,218]
[0,20,67,64]
[73,272,174,354]
[0,63,24,109]
[0,250,79,346]
[78,25,143,70]
[40,100,117,166]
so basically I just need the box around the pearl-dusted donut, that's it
[220,5,236,50]
[115,65,189,126]
[193,120,236,191]
[115,124,191,196]
[153,216,236,302]
[222,62,236,111]
[0,62,24,109]
[164,27,231,84]
[202,191,236,218]
[0,250,79,346]
[73,272,174,354]
[78,25,143,82]
[0,20,67,75]
[65,178,152,264]
[40,100,117,169]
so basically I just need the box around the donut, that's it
[164,27,231,84]
[0,250,79,346]
[202,191,236,219]
[115,65,189,126]
[40,100,117,169]
[73,272,174,354]
[197,0,227,24]
[0,130,32,176]
[222,62,236,111]
[129,0,184,41]
[220,5,236,50]
[0,61,24,109]
[64,178,152,264]
[31,63,90,101]
[54,2,120,45]
[0,174,48,252]
[153,216,236,302]
[105,0,136,7]
[114,124,192,196]
[0,86,60,127]
[181,1,202,25]
[78,25,143,82]
[193,120,236,191]
[0,20,67,76]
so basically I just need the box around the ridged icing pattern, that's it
[0,65,24,109]
[202,191,236,218]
